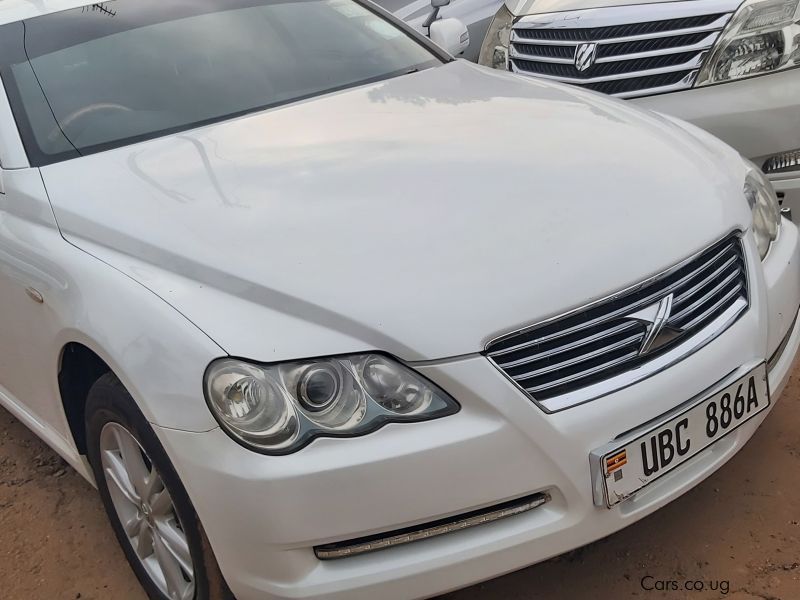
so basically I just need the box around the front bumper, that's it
[155,226,800,600]
[633,69,800,216]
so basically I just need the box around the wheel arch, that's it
[58,341,113,454]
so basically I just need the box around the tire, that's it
[85,372,232,600]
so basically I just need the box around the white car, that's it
[0,1,798,600]
[478,0,800,217]
[374,0,498,60]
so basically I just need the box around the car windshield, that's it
[0,0,442,166]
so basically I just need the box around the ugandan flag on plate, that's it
[605,449,627,478]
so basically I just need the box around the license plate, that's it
[592,363,769,507]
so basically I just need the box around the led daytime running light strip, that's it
[315,492,550,559]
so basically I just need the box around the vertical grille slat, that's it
[485,234,749,404]
[509,4,734,98]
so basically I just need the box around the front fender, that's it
[49,240,225,432]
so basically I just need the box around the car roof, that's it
[0,0,97,26]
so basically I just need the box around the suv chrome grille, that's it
[509,0,738,98]
[486,234,748,410]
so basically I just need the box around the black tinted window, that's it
[0,0,441,165]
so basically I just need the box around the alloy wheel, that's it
[100,422,195,600]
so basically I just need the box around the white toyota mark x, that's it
[0,1,798,599]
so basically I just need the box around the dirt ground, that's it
[2,368,800,600]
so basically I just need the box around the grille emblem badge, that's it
[574,42,598,72]
[625,293,683,355]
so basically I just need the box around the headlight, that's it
[478,4,513,69]
[696,0,800,85]
[205,354,459,454]
[744,164,782,259]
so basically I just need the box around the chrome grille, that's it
[486,234,749,409]
[509,0,738,98]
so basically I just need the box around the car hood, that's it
[506,0,685,17]
[41,60,750,362]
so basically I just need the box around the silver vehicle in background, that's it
[375,0,498,59]
[475,0,800,216]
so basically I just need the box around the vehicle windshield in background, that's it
[0,0,441,166]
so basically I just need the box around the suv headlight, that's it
[697,0,800,85]
[744,164,782,259]
[205,354,459,454]
[478,4,513,69]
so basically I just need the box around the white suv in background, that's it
[478,0,800,215]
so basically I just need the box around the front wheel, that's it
[85,373,231,600]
